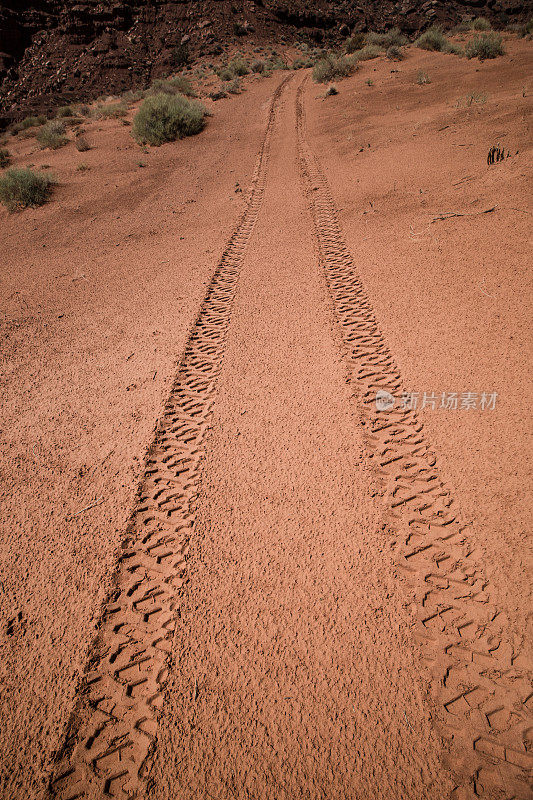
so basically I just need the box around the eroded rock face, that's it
[0,0,530,124]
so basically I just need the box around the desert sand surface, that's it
[0,37,531,800]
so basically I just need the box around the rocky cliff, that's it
[0,0,531,124]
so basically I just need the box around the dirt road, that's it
[1,45,531,800]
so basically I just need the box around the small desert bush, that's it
[172,43,190,68]
[56,105,75,117]
[325,85,338,96]
[169,75,195,96]
[75,135,91,152]
[465,32,504,59]
[0,148,11,168]
[312,53,354,83]
[92,102,128,119]
[471,17,491,31]
[228,57,249,76]
[345,32,366,53]
[251,59,266,73]
[37,120,68,149]
[226,78,242,94]
[416,27,448,51]
[351,44,381,61]
[10,115,46,135]
[417,70,431,84]
[367,27,407,49]
[0,167,54,211]
[132,92,207,146]
[443,41,464,55]
[268,55,287,70]
[217,65,235,81]
[292,56,315,69]
[387,45,405,61]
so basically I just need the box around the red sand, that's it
[0,37,531,800]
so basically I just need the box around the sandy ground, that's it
[0,36,531,800]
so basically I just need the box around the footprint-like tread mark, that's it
[48,74,292,800]
[295,78,532,800]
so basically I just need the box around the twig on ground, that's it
[69,497,105,518]
[431,205,497,223]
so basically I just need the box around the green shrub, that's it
[56,105,74,117]
[226,78,242,94]
[92,102,128,119]
[465,32,505,59]
[443,41,464,55]
[0,148,10,168]
[345,32,366,53]
[168,75,195,96]
[367,27,407,49]
[312,53,354,83]
[0,167,54,211]
[292,56,315,69]
[217,65,235,81]
[10,115,46,135]
[36,120,68,149]
[387,45,405,60]
[416,27,448,51]
[351,44,381,61]
[132,92,207,146]
[228,57,249,76]
[251,59,266,73]
[471,17,491,31]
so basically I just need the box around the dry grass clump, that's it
[132,92,207,146]
[36,120,68,149]
[470,17,491,31]
[465,32,505,59]
[10,115,47,135]
[0,167,54,211]
[0,148,11,168]
[417,70,431,85]
[415,27,448,51]
[387,45,405,61]
[149,76,195,97]
[92,102,128,119]
[345,33,366,53]
[75,136,91,152]
[312,53,354,83]
[367,28,407,48]
[351,44,381,61]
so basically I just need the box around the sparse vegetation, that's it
[36,120,68,150]
[292,56,315,69]
[132,92,207,146]
[10,115,47,135]
[0,148,11,168]
[149,76,195,97]
[228,57,250,76]
[351,44,381,61]
[386,45,405,61]
[92,102,128,119]
[367,28,407,49]
[345,33,366,54]
[459,91,488,106]
[56,105,75,117]
[465,32,505,59]
[471,17,491,31]
[365,78,374,86]
[251,59,266,73]
[0,167,54,211]
[226,78,242,94]
[312,53,354,83]
[76,163,90,172]
[417,70,431,85]
[325,85,339,96]
[415,27,448,52]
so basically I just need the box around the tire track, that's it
[295,78,532,800]
[47,74,292,800]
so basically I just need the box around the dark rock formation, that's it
[0,0,531,126]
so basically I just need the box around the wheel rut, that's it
[47,74,292,800]
[295,78,532,800]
